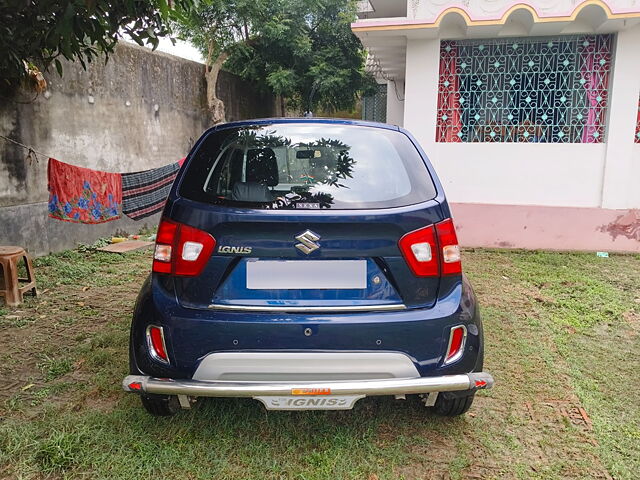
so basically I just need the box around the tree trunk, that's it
[205,51,229,124]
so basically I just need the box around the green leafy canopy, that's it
[174,0,377,113]
[0,0,195,90]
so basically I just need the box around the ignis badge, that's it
[218,246,252,254]
[254,395,365,410]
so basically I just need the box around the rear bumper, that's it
[123,371,494,397]
[131,275,484,379]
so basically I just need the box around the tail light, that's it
[152,218,216,276]
[436,219,462,275]
[146,325,169,364]
[444,325,467,365]
[398,218,462,277]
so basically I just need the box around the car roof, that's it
[206,117,402,134]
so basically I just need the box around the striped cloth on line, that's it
[122,161,181,220]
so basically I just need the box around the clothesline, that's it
[0,134,51,163]
[0,134,184,173]
[2,134,185,224]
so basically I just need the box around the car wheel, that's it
[140,394,180,416]
[432,392,475,416]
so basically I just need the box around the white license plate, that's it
[254,395,365,410]
[246,260,367,290]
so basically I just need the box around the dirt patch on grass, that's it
[0,251,150,416]
[623,310,640,337]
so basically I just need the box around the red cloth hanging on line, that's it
[47,158,122,224]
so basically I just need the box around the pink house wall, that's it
[451,203,640,252]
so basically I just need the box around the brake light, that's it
[398,218,461,277]
[147,325,169,363]
[152,218,216,276]
[444,325,466,364]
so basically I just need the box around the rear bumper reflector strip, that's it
[123,372,495,397]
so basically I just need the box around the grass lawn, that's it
[0,247,638,479]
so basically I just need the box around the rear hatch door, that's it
[169,121,444,311]
[171,200,445,310]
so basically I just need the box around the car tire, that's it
[140,394,180,416]
[432,393,475,416]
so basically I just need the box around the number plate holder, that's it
[246,260,367,290]
[254,395,365,410]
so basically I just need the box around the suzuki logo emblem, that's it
[295,230,321,254]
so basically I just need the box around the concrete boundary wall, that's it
[0,42,275,255]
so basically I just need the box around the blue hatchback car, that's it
[123,118,494,416]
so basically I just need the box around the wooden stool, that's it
[0,246,37,307]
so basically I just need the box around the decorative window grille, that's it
[436,35,613,143]
[362,83,387,123]
[635,95,640,143]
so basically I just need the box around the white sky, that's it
[155,37,205,63]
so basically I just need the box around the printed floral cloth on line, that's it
[47,158,122,223]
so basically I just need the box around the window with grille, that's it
[436,35,613,143]
[362,83,387,123]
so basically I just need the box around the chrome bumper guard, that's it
[123,372,494,397]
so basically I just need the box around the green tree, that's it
[173,0,266,122]
[0,0,194,92]
[175,0,376,121]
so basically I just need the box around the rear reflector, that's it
[147,325,169,364]
[152,218,216,276]
[444,325,467,365]
[291,388,332,395]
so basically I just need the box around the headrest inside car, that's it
[231,182,272,203]
[246,148,279,186]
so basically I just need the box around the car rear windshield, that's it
[179,123,436,210]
